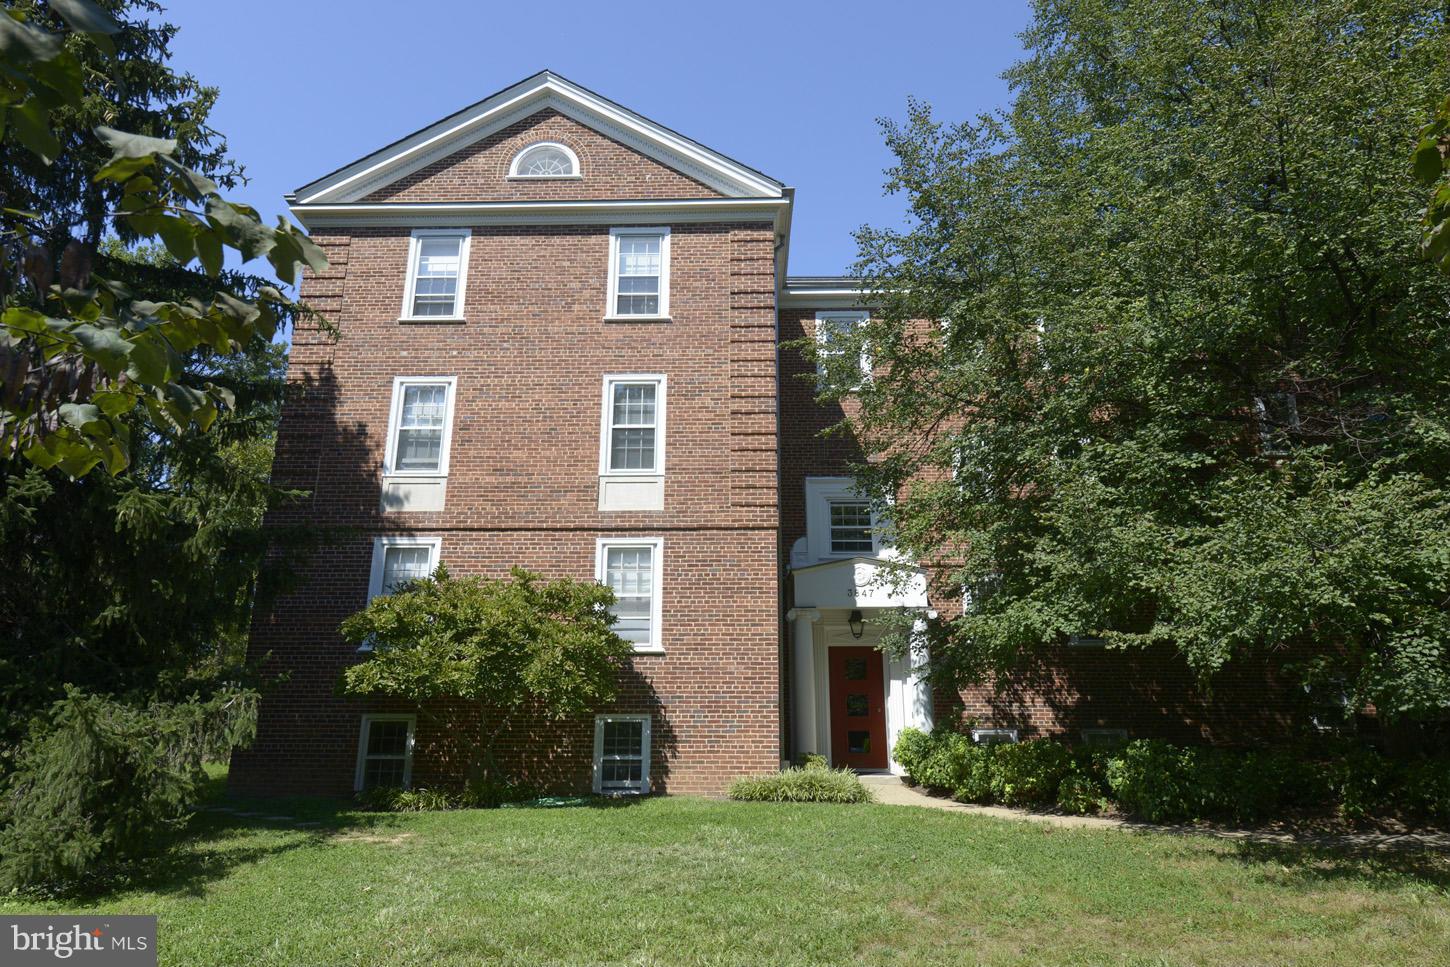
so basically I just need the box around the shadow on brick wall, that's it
[937,645,1309,746]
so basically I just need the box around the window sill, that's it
[398,316,466,325]
[631,647,666,656]
[604,315,671,324]
[506,174,583,181]
[382,472,448,483]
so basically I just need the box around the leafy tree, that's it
[1,0,326,476]
[339,568,636,784]
[0,0,325,889]
[1416,94,1450,272]
[828,0,1450,726]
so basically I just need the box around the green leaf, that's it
[158,155,218,201]
[123,330,174,385]
[156,215,197,265]
[69,324,133,375]
[11,97,60,163]
[57,402,104,432]
[194,228,222,276]
[90,389,135,419]
[204,197,274,262]
[94,124,177,159]
[0,13,62,63]
[47,0,122,41]
[1413,138,1443,185]
[2,307,50,336]
[92,125,176,182]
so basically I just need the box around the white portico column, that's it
[786,608,821,759]
[909,613,935,732]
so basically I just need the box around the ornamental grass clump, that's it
[728,766,873,804]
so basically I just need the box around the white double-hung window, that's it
[402,229,470,320]
[828,500,876,554]
[369,537,440,599]
[606,227,670,320]
[814,310,870,386]
[600,375,665,475]
[384,376,457,478]
[360,536,441,651]
[597,374,667,512]
[596,537,663,653]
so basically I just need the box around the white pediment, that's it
[293,71,784,205]
[792,556,929,611]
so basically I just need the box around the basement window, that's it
[1080,728,1129,748]
[355,715,415,791]
[593,715,651,794]
[971,728,1019,746]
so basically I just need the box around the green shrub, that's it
[728,767,873,804]
[799,752,830,771]
[1324,746,1399,821]
[1105,740,1198,822]
[917,731,977,792]
[0,687,258,892]
[1056,771,1106,815]
[989,739,1075,807]
[1219,748,1329,824]
[357,786,457,812]
[892,728,933,782]
[1394,757,1450,823]
[950,743,997,804]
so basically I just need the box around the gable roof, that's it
[291,70,785,205]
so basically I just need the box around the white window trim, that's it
[605,226,671,322]
[598,374,667,478]
[367,535,442,601]
[595,536,664,654]
[361,536,441,652]
[382,376,458,480]
[804,477,882,562]
[592,714,652,795]
[400,228,471,322]
[506,141,583,180]
[814,310,871,383]
[354,713,416,792]
[971,728,1019,745]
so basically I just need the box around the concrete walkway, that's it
[859,773,1450,853]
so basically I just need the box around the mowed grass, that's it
[3,769,1449,967]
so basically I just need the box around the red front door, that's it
[828,646,887,769]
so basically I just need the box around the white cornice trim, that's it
[780,288,879,308]
[295,73,783,205]
[289,197,790,230]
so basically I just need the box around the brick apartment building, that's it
[230,71,1299,798]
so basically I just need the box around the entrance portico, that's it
[787,556,933,774]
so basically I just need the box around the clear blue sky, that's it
[160,0,1032,276]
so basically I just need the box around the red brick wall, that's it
[232,130,780,796]
[364,108,721,203]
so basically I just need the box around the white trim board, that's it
[287,197,789,231]
[293,71,784,204]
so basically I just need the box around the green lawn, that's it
[3,769,1448,967]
